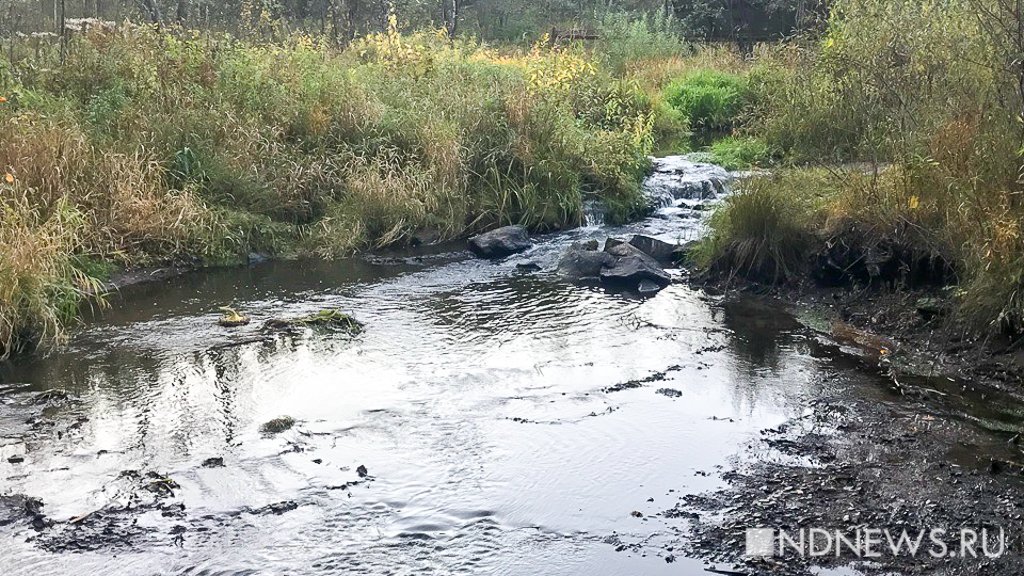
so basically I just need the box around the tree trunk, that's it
[176,0,188,24]
[135,0,162,24]
[59,0,66,64]
[441,0,458,38]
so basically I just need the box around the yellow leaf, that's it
[3,173,13,184]
[908,195,920,209]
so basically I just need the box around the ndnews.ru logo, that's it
[745,527,1007,559]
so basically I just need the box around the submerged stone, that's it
[637,280,663,296]
[264,310,363,334]
[260,416,296,436]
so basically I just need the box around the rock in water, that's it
[558,245,616,281]
[467,226,532,259]
[260,416,296,436]
[604,237,627,251]
[600,243,672,290]
[629,235,679,263]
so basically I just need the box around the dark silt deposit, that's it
[3,156,1024,576]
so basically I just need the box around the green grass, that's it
[689,0,1024,337]
[695,171,824,283]
[663,69,748,132]
[0,26,660,357]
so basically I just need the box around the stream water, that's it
[1,158,1020,576]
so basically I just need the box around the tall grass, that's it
[0,25,659,356]
[695,170,833,282]
[698,0,1024,335]
[663,69,748,132]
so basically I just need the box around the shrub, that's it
[736,0,1024,332]
[663,69,748,131]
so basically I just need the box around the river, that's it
[1,158,1021,576]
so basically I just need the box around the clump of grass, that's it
[706,136,772,169]
[264,309,363,334]
[0,188,105,358]
[695,170,832,282]
[663,70,748,132]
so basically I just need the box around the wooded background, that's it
[0,0,824,44]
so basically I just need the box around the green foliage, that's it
[595,12,690,74]
[702,0,1024,334]
[706,136,772,169]
[663,70,748,132]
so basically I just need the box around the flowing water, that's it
[0,158,1019,575]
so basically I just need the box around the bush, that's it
[663,69,748,132]
[699,0,1024,334]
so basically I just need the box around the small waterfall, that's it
[579,156,732,228]
[642,156,732,216]
[582,198,607,227]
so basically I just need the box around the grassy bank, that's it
[692,0,1024,336]
[0,22,680,357]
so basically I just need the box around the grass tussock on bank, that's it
[0,24,663,356]
[695,0,1024,336]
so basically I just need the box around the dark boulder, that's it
[558,245,616,281]
[600,244,672,289]
[468,226,532,259]
[629,235,679,264]
[260,416,296,436]
[604,237,627,251]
